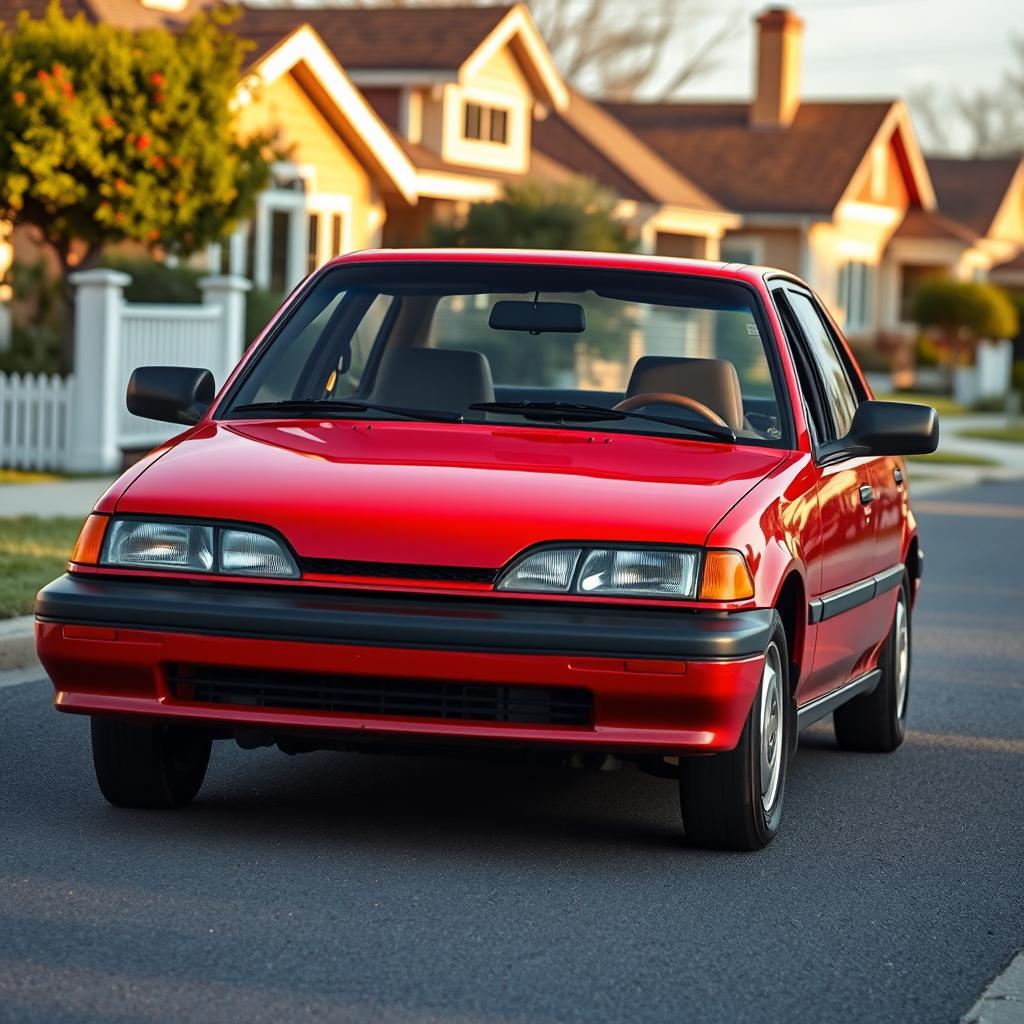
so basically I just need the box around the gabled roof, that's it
[233,4,512,73]
[603,99,901,216]
[240,24,418,204]
[534,91,731,216]
[892,207,979,246]
[926,157,1024,237]
[233,3,566,110]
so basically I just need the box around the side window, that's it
[773,289,829,447]
[786,290,859,438]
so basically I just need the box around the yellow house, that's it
[232,4,738,260]
[0,0,740,326]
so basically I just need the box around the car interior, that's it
[229,279,787,443]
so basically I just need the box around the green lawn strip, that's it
[0,516,81,618]
[957,426,1024,444]
[0,469,65,485]
[905,451,1000,467]
[873,392,967,418]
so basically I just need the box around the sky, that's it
[673,0,1021,141]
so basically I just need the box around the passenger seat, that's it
[369,348,495,412]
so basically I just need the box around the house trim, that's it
[242,25,419,205]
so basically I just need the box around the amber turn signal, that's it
[70,514,108,566]
[700,549,755,601]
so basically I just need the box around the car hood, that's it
[116,420,785,569]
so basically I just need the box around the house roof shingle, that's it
[232,4,513,72]
[602,100,895,215]
[892,206,979,246]
[926,156,1023,237]
[533,91,728,214]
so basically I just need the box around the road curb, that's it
[0,616,39,673]
[963,952,1024,1023]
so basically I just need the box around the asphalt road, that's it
[2,479,1023,1024]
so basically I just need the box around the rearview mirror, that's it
[489,300,586,335]
[126,366,215,425]
[844,400,939,457]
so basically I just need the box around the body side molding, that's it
[796,668,882,729]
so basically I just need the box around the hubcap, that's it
[894,595,909,719]
[759,642,784,813]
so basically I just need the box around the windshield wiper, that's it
[469,401,735,442]
[229,399,463,424]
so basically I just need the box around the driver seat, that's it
[624,356,744,431]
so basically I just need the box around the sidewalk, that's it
[911,413,1024,495]
[0,477,114,518]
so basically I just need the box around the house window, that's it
[269,210,291,293]
[331,213,344,257]
[838,261,873,332]
[489,107,508,144]
[307,213,320,274]
[463,101,510,144]
[464,102,484,140]
[720,238,762,266]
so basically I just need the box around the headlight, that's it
[497,546,753,601]
[102,518,298,578]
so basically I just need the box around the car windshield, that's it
[222,262,790,447]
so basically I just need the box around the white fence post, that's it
[65,268,130,473]
[199,275,252,382]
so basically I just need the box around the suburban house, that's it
[605,7,942,344]
[884,157,1024,327]
[0,0,738,310]
[225,3,738,286]
[2,0,1022,349]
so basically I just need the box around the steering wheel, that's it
[613,392,729,428]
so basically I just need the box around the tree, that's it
[0,3,272,370]
[250,0,737,101]
[909,35,1024,156]
[911,278,1019,385]
[428,177,635,252]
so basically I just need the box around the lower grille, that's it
[167,665,593,727]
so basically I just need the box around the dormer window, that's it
[463,102,509,144]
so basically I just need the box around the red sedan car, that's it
[36,250,937,850]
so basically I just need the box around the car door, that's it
[774,285,890,702]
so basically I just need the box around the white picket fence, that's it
[118,303,229,452]
[0,372,72,471]
[0,269,250,473]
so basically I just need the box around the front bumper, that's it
[36,574,772,753]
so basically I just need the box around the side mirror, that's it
[845,400,939,457]
[126,366,215,425]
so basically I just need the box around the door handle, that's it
[859,484,875,506]
[893,468,904,486]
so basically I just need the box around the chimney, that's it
[751,6,804,128]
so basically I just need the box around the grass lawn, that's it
[0,517,82,618]
[905,451,999,467]
[0,469,65,485]
[958,425,1024,444]
[874,392,967,418]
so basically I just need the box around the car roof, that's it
[324,248,803,289]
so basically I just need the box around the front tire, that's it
[679,613,790,851]
[91,716,211,808]
[834,575,910,753]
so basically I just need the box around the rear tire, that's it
[834,575,910,753]
[679,613,790,851]
[91,716,211,808]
